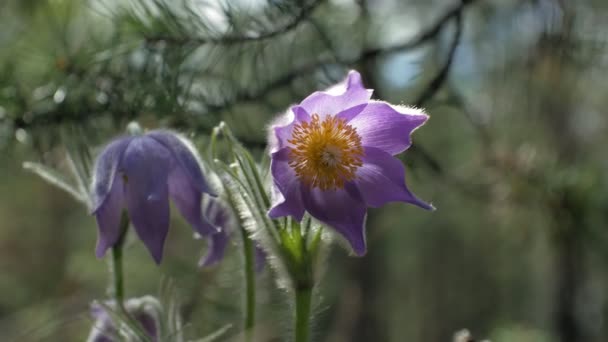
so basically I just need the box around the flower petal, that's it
[88,301,119,342]
[94,176,125,258]
[271,106,310,152]
[168,166,218,236]
[122,137,172,264]
[299,70,372,118]
[254,245,266,272]
[91,136,132,213]
[301,185,368,255]
[131,312,159,340]
[126,297,161,340]
[198,229,229,267]
[204,197,231,228]
[88,297,161,342]
[335,103,368,122]
[355,147,433,210]
[199,198,231,267]
[147,130,216,196]
[268,148,305,221]
[348,101,428,155]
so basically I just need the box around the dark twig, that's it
[360,0,473,61]
[182,0,472,124]
[11,0,476,138]
[414,11,463,107]
[405,9,464,183]
[144,0,325,45]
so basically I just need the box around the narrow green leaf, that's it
[22,162,88,205]
[65,152,92,207]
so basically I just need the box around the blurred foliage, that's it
[1,0,608,341]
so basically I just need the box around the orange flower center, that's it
[288,114,364,190]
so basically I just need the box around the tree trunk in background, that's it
[553,223,584,342]
[535,2,588,341]
[350,242,388,342]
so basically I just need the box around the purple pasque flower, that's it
[268,70,433,255]
[87,296,161,342]
[198,197,231,267]
[91,130,217,264]
[198,197,266,272]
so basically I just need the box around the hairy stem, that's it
[240,226,256,341]
[294,285,313,342]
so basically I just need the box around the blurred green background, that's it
[1,0,608,341]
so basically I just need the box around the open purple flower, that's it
[268,70,433,255]
[198,197,266,272]
[87,296,161,342]
[91,130,217,264]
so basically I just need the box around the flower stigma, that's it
[287,114,364,190]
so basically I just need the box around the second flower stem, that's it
[109,213,129,305]
[111,243,124,304]
[240,226,256,341]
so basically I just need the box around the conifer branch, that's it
[144,0,326,46]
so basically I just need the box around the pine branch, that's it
[177,0,474,126]
[8,0,476,139]
[360,0,474,61]
[404,11,463,177]
[414,10,463,107]
[143,0,326,46]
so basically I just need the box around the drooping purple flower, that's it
[268,70,433,255]
[198,197,266,271]
[198,198,231,267]
[87,296,161,342]
[91,130,217,264]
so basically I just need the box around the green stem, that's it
[111,244,124,303]
[294,285,313,342]
[107,214,150,340]
[109,213,129,305]
[240,226,256,342]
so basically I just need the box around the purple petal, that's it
[94,176,125,258]
[355,147,433,210]
[204,198,232,236]
[254,245,266,273]
[299,70,372,118]
[335,103,368,122]
[347,101,428,155]
[87,331,115,342]
[204,198,231,229]
[88,302,119,342]
[198,198,232,267]
[147,130,216,196]
[168,167,218,236]
[132,312,159,340]
[124,297,161,341]
[122,137,172,264]
[301,185,368,255]
[271,106,310,152]
[88,298,160,342]
[268,148,305,221]
[91,136,132,213]
[90,301,107,321]
[199,229,229,267]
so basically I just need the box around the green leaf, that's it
[22,161,88,205]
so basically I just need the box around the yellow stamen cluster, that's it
[288,114,364,190]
